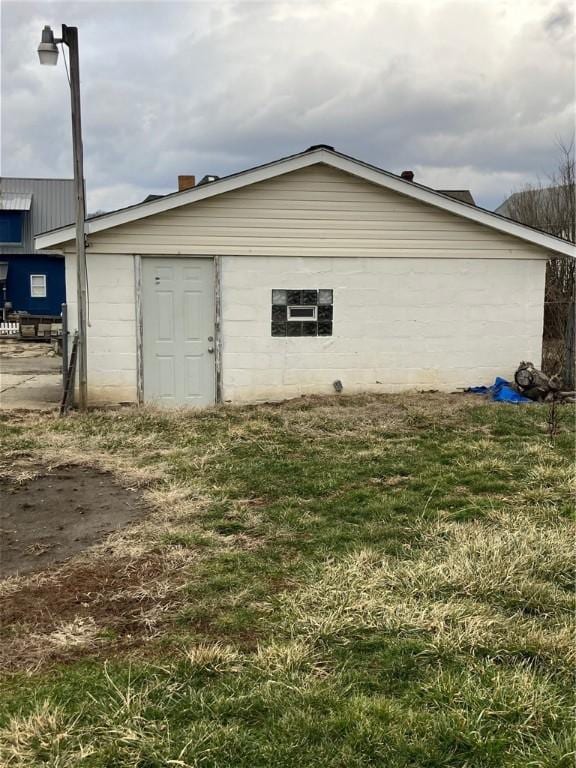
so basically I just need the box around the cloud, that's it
[2,0,574,212]
[544,2,574,37]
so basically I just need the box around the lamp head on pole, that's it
[38,25,59,65]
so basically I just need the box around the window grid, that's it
[271,289,333,337]
[30,274,47,298]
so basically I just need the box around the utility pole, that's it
[38,24,88,410]
[63,25,88,410]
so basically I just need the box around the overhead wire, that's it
[60,41,91,327]
[60,42,71,86]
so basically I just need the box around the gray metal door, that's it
[142,258,215,407]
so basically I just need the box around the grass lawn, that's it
[0,393,574,767]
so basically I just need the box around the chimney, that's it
[401,170,414,182]
[178,175,196,192]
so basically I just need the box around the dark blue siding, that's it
[0,212,24,244]
[0,255,65,315]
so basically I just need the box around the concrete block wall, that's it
[64,253,138,404]
[68,252,546,407]
[220,256,546,403]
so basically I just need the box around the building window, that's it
[288,305,317,321]
[30,274,47,298]
[0,211,23,244]
[271,289,333,337]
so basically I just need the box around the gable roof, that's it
[35,147,576,258]
[439,189,476,205]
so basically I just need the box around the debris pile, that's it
[514,361,576,403]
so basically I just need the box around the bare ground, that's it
[0,465,148,578]
[0,555,182,670]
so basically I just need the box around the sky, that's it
[1,0,574,213]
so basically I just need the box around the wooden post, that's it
[62,24,88,410]
[60,331,79,416]
[563,293,575,389]
[61,302,68,390]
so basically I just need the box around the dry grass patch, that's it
[182,642,242,672]
[0,555,190,671]
[0,701,92,767]
[278,509,575,670]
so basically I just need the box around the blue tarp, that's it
[467,376,533,404]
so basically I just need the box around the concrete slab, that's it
[0,340,62,410]
[0,355,61,376]
[0,374,62,409]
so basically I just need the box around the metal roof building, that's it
[0,177,75,254]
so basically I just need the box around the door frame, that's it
[134,254,221,406]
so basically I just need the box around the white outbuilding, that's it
[36,146,575,408]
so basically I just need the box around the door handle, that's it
[207,347,214,354]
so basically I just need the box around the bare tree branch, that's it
[503,139,575,387]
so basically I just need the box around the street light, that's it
[37,26,59,66]
[38,24,88,411]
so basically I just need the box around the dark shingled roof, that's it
[437,190,476,205]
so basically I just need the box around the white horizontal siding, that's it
[80,165,544,258]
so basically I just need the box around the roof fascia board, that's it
[35,148,576,257]
[35,227,75,249]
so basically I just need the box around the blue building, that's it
[0,177,75,318]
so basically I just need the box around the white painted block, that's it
[70,245,547,408]
[221,255,546,403]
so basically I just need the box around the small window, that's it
[271,288,333,337]
[30,274,47,298]
[288,305,317,321]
